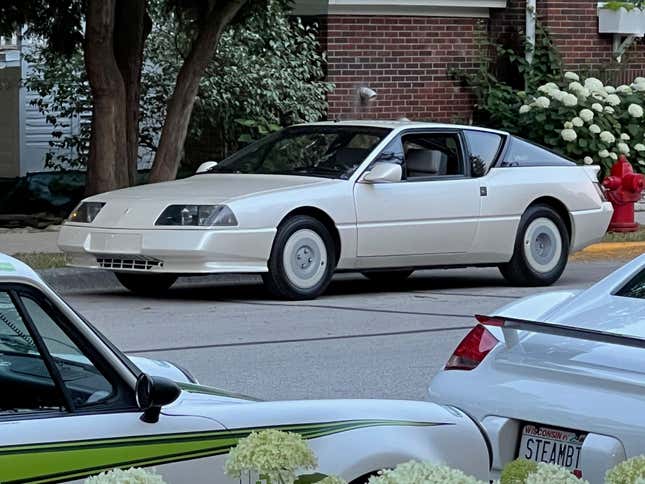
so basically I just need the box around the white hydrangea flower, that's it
[592,103,603,112]
[85,468,166,484]
[367,460,485,484]
[610,152,618,160]
[564,72,580,81]
[584,156,594,165]
[584,77,604,92]
[621,133,631,140]
[526,463,590,484]
[562,93,578,106]
[632,82,645,92]
[538,82,559,94]
[606,94,621,106]
[579,109,594,122]
[561,129,577,142]
[640,160,645,166]
[605,106,616,114]
[519,105,531,114]
[564,121,574,129]
[318,476,348,484]
[590,124,601,134]
[629,104,644,118]
[635,143,645,151]
[534,96,550,108]
[617,85,633,94]
[618,142,630,154]
[605,85,616,94]
[600,131,616,144]
[224,429,317,483]
[571,117,584,127]
[599,149,610,158]
[568,81,584,92]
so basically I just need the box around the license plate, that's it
[518,424,586,472]
[90,233,142,253]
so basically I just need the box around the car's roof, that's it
[0,252,42,283]
[298,120,509,136]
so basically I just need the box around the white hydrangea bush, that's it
[367,460,485,484]
[518,73,645,173]
[224,429,317,484]
[523,463,589,484]
[84,467,166,484]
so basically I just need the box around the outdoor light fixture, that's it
[357,86,377,106]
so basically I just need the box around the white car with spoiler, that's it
[58,121,612,300]
[0,253,490,483]
[428,255,645,484]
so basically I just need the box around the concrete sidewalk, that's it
[0,226,61,255]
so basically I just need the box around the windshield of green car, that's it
[207,125,391,179]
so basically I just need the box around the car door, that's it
[0,284,226,484]
[353,129,481,258]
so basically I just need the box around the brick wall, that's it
[491,0,645,83]
[324,15,488,122]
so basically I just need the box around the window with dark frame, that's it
[401,132,464,180]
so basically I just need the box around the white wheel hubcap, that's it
[523,217,562,273]
[282,229,327,289]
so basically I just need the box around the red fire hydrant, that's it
[602,155,645,232]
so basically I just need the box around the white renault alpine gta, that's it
[0,253,491,483]
[428,255,645,484]
[58,121,612,299]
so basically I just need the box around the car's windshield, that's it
[207,125,391,179]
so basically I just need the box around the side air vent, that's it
[96,255,163,271]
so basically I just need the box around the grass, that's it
[602,226,645,242]
[12,252,69,270]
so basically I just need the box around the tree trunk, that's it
[114,0,151,186]
[84,0,129,195]
[148,0,247,183]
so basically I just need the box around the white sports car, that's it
[58,121,612,299]
[0,253,490,483]
[428,255,645,484]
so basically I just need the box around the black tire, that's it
[115,273,177,295]
[262,215,336,300]
[361,269,414,282]
[499,204,569,286]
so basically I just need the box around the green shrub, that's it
[500,459,538,484]
[606,455,645,484]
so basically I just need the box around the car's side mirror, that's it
[470,155,487,178]
[196,161,218,174]
[136,373,181,423]
[362,162,402,184]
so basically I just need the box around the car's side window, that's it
[464,130,504,176]
[20,295,115,409]
[0,291,66,414]
[401,132,464,180]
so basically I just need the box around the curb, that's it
[580,241,645,252]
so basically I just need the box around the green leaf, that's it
[294,473,330,484]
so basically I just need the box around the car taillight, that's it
[445,324,499,371]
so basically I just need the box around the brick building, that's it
[295,0,645,122]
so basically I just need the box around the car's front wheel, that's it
[262,215,336,300]
[499,204,569,286]
[115,273,178,295]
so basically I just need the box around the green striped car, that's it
[0,253,490,483]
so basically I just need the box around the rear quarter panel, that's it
[474,166,605,259]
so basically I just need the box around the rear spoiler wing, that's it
[476,314,645,349]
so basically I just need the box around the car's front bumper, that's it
[58,224,276,273]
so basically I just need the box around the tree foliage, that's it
[24,0,331,172]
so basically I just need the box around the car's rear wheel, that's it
[499,204,569,286]
[115,273,177,295]
[361,269,414,282]
[262,215,335,300]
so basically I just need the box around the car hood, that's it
[164,396,471,430]
[87,174,334,204]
